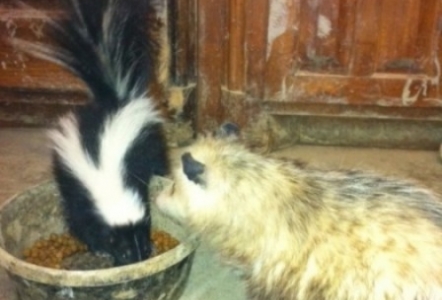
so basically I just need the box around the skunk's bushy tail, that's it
[18,0,158,106]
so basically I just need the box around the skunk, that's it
[157,123,442,299]
[16,0,169,266]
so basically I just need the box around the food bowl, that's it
[0,181,198,300]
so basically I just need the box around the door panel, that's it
[265,0,441,108]
[0,2,168,126]
[194,0,442,130]
[2,0,442,128]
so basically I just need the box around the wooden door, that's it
[2,0,442,136]
[194,0,442,130]
[0,1,85,126]
[0,0,169,126]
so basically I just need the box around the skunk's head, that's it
[100,219,152,266]
[92,189,153,266]
[83,185,153,266]
[156,123,248,226]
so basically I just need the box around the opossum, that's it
[156,123,442,299]
[14,0,169,266]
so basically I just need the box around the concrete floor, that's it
[0,128,442,299]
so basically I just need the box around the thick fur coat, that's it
[157,123,442,300]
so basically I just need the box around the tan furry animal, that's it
[156,123,442,300]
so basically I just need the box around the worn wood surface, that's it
[167,0,198,122]
[195,0,228,129]
[2,0,442,130]
[194,0,442,130]
[0,6,86,127]
[0,2,171,127]
[0,8,84,91]
[168,0,197,85]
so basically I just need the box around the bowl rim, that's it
[0,181,199,287]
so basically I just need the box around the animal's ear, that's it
[215,122,240,139]
[181,152,206,185]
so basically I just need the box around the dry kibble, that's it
[23,230,179,269]
[22,233,88,269]
[151,230,179,255]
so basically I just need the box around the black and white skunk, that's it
[16,0,169,266]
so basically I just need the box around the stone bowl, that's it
[0,181,198,300]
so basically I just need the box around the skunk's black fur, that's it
[21,0,169,266]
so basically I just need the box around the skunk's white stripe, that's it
[50,98,162,226]
[101,1,124,97]
[69,0,89,35]
[100,0,144,101]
